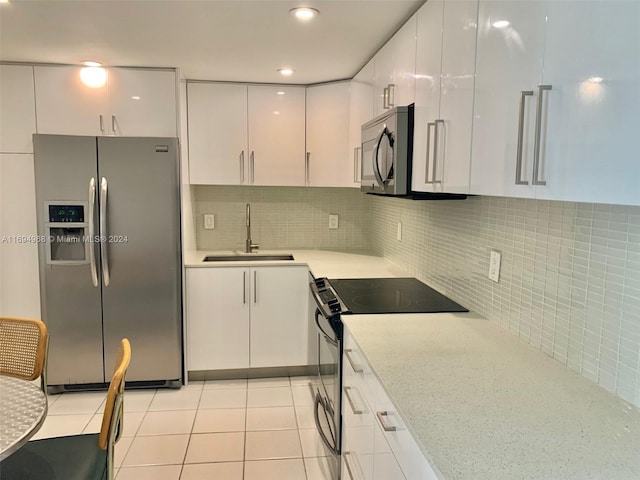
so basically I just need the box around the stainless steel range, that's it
[309,276,467,479]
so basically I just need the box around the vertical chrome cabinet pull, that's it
[376,411,397,431]
[432,119,444,184]
[88,178,98,287]
[424,122,435,184]
[99,115,104,133]
[99,177,110,286]
[243,271,246,304]
[343,452,363,480]
[353,147,359,183]
[343,386,363,415]
[240,151,245,184]
[515,90,534,185]
[250,151,255,185]
[306,152,310,185]
[253,270,257,303]
[111,115,117,134]
[344,349,363,373]
[388,83,396,108]
[383,86,389,110]
[533,84,552,186]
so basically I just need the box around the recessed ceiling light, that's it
[80,66,107,88]
[276,91,286,95]
[273,111,281,115]
[277,68,294,76]
[290,7,319,21]
[131,96,141,100]
[492,20,510,29]
[82,61,102,67]
[0,1,11,5]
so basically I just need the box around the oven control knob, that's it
[327,299,341,313]
[314,278,326,289]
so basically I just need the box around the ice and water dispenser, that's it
[44,202,90,265]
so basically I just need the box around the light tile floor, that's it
[33,376,333,480]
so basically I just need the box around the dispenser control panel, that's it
[48,205,84,223]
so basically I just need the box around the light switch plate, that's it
[489,250,501,282]
[329,214,339,230]
[204,213,215,230]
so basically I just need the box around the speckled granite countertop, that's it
[344,313,640,480]
[184,249,408,279]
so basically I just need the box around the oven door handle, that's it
[315,309,338,347]
[314,392,339,455]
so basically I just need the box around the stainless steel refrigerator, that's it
[33,134,182,391]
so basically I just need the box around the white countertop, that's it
[184,249,408,279]
[344,313,640,480]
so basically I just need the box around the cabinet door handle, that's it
[383,86,389,110]
[99,114,104,133]
[253,270,257,303]
[515,90,534,185]
[387,83,395,108]
[343,451,364,480]
[432,119,444,185]
[343,386,363,415]
[111,115,117,134]
[353,147,360,183]
[306,152,310,185]
[344,348,363,373]
[243,271,247,304]
[424,122,435,184]
[250,151,255,185]
[533,84,552,186]
[240,150,245,184]
[376,411,397,431]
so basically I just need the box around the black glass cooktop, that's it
[327,277,468,315]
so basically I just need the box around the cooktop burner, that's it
[328,277,467,315]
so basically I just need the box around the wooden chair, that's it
[0,338,131,480]
[0,316,48,392]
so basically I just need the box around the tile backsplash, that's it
[194,185,370,252]
[368,195,640,408]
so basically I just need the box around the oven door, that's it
[314,308,340,453]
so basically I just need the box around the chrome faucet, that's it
[245,203,259,253]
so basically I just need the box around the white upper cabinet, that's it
[413,0,478,194]
[470,1,546,199]
[248,85,306,186]
[349,59,375,186]
[373,14,417,117]
[187,83,249,185]
[0,65,36,153]
[306,82,353,187]
[106,68,177,137]
[34,65,177,137]
[412,0,444,193]
[535,0,640,205]
[471,0,640,206]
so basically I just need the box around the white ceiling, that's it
[0,0,425,84]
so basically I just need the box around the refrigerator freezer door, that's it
[33,134,105,385]
[97,137,182,382]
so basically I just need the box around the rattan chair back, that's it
[0,316,48,382]
[99,338,131,451]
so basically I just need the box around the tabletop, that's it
[0,375,48,461]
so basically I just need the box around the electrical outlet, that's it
[329,214,339,230]
[204,213,215,230]
[489,250,501,282]
[397,222,402,241]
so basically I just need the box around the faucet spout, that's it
[245,203,259,253]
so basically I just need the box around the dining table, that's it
[0,375,48,461]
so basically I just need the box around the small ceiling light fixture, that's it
[276,91,286,95]
[492,20,510,29]
[273,111,281,115]
[277,68,294,76]
[80,61,107,88]
[290,7,319,21]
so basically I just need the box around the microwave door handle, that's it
[373,128,387,187]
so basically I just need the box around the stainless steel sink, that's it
[203,254,295,262]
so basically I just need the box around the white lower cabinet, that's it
[342,326,439,480]
[186,265,309,371]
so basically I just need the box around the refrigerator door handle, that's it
[88,177,99,287]
[100,177,110,286]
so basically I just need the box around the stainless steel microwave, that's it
[360,105,414,195]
